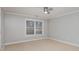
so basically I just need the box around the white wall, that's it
[49,12,79,45]
[5,13,48,44]
[1,9,5,49]
[0,8,5,49]
[0,8,1,48]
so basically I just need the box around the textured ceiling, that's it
[3,7,79,20]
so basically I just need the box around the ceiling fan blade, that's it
[49,8,53,11]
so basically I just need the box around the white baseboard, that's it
[5,37,79,48]
[5,38,47,46]
[49,37,79,47]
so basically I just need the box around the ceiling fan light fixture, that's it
[44,7,49,14]
[43,7,52,14]
[44,11,48,14]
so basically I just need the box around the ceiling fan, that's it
[43,7,53,14]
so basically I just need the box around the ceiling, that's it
[3,7,79,20]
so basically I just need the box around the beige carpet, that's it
[5,39,79,51]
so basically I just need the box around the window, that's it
[26,21,34,35]
[36,21,42,34]
[26,19,44,35]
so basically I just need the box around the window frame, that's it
[25,18,44,37]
